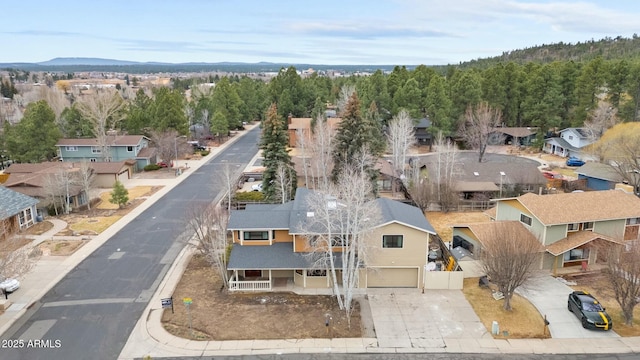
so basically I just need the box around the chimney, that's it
[288,113,293,125]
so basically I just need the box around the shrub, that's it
[144,164,161,171]
[200,150,210,156]
[234,191,265,201]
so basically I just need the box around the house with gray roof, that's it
[543,127,596,159]
[227,187,437,291]
[575,162,640,193]
[0,186,39,240]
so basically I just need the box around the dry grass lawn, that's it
[38,240,86,256]
[426,211,490,241]
[162,254,362,340]
[568,272,640,336]
[463,278,550,339]
[97,186,153,210]
[68,216,122,235]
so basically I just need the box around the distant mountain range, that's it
[0,57,399,73]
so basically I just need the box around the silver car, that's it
[0,278,20,293]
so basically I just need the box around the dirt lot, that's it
[38,240,86,256]
[162,254,362,340]
[566,271,640,337]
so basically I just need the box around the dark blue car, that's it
[566,157,585,167]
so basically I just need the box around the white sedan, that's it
[251,183,263,192]
[0,278,20,293]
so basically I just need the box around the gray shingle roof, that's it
[575,162,623,182]
[228,242,343,269]
[227,202,293,230]
[376,197,435,234]
[0,186,39,219]
[545,137,578,152]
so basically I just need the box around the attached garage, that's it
[117,168,130,183]
[367,267,419,288]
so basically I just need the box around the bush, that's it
[144,164,161,171]
[234,191,265,201]
[200,150,210,156]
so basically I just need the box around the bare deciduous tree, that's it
[602,240,640,326]
[76,160,96,210]
[296,128,310,187]
[150,129,189,166]
[433,132,461,212]
[407,160,433,212]
[307,115,335,190]
[336,84,356,117]
[584,100,619,141]
[218,162,242,212]
[273,162,295,204]
[460,102,503,163]
[76,89,126,161]
[481,222,543,311]
[42,166,76,215]
[387,109,415,178]
[303,166,381,328]
[186,204,230,288]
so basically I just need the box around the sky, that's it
[2,0,640,66]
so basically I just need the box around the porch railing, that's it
[228,274,271,292]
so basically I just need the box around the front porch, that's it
[228,268,340,293]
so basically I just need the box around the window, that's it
[568,135,574,140]
[568,223,579,232]
[583,222,594,230]
[627,218,640,225]
[564,248,590,261]
[520,214,532,226]
[91,147,102,154]
[127,146,134,152]
[383,235,403,248]
[331,235,349,246]
[65,146,78,151]
[90,158,97,162]
[377,179,392,191]
[243,231,269,240]
[307,269,327,276]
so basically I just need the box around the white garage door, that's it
[367,268,418,288]
[117,169,130,183]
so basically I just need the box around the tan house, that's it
[4,161,131,212]
[227,187,437,291]
[287,116,341,147]
[452,190,640,272]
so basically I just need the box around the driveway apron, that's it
[367,288,490,349]
[517,272,620,338]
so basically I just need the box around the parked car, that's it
[188,141,207,151]
[542,171,561,180]
[157,162,169,168]
[251,183,263,192]
[0,278,20,293]
[566,157,585,167]
[568,290,612,330]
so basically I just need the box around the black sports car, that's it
[568,290,612,330]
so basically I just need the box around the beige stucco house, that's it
[452,190,640,272]
[227,187,437,291]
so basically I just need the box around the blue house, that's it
[576,162,640,193]
[0,186,39,240]
[56,135,155,171]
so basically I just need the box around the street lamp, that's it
[499,171,506,198]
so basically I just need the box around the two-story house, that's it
[452,190,640,272]
[56,135,155,171]
[544,127,596,159]
[227,187,436,291]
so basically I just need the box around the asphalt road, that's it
[0,127,261,360]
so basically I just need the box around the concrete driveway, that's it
[367,288,490,349]
[516,272,620,338]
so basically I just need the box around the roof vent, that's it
[307,212,314,217]
[473,172,479,176]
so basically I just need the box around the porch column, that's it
[269,269,272,290]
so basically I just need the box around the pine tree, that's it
[331,93,381,190]
[110,181,129,208]
[260,103,296,201]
